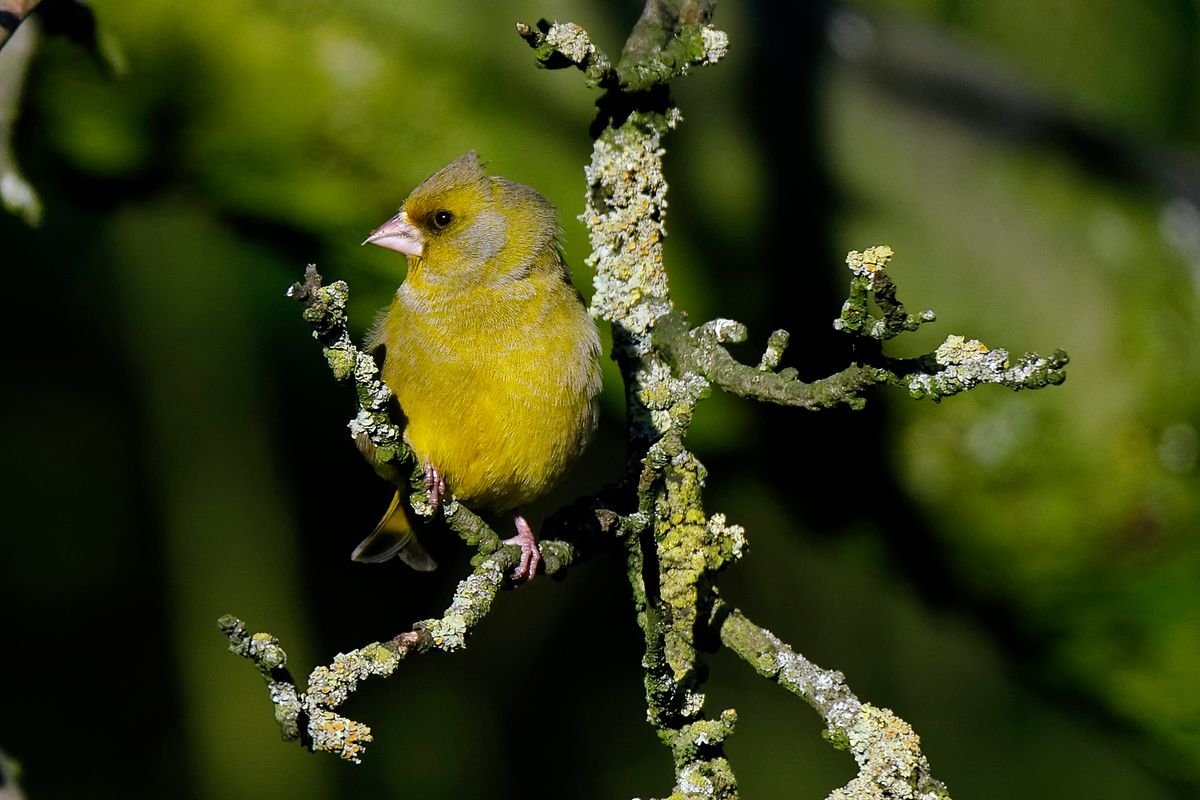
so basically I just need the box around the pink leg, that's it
[502,512,541,582]
[424,462,446,512]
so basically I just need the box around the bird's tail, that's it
[351,490,438,571]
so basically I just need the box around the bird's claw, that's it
[502,514,541,582]
[424,462,446,513]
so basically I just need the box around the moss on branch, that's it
[619,0,727,92]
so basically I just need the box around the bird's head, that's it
[364,152,558,288]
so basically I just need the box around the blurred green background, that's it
[2,1,1198,798]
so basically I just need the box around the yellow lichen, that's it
[845,245,894,276]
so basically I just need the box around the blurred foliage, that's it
[1,0,1197,798]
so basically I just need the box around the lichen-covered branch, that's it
[718,605,949,800]
[517,19,615,88]
[653,310,890,411]
[220,548,521,762]
[524,4,1057,796]
[222,268,618,760]
[287,267,407,466]
[835,246,1068,400]
[223,2,1066,796]
[548,11,745,798]
[654,245,1068,413]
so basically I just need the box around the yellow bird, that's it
[355,152,602,581]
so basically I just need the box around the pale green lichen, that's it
[248,632,287,670]
[416,554,507,651]
[756,329,789,371]
[697,26,729,65]
[907,334,1064,399]
[695,318,747,345]
[267,681,302,739]
[636,360,708,439]
[672,751,738,800]
[291,271,405,460]
[765,628,861,738]
[321,345,356,381]
[306,643,401,709]
[934,334,994,366]
[544,22,597,65]
[222,554,515,762]
[309,709,374,764]
[584,118,674,351]
[706,513,746,563]
[845,245,894,283]
[828,705,950,800]
[835,245,934,341]
[672,709,737,762]
[676,762,715,797]
[519,18,615,87]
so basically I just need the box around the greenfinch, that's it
[355,152,602,581]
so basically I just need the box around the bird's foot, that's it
[424,462,446,513]
[502,513,541,582]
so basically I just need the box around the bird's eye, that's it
[432,210,454,229]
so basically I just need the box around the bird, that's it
[353,152,602,581]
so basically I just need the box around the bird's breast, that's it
[377,278,600,510]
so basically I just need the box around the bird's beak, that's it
[363,211,424,257]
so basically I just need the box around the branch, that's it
[654,245,1068,411]
[221,269,622,760]
[516,19,615,88]
[618,0,724,91]
[653,310,889,411]
[718,605,950,800]
[220,548,522,762]
[527,6,1059,796]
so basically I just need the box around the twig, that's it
[719,605,949,800]
[654,245,1068,412]
[219,547,522,762]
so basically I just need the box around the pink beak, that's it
[363,211,424,256]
